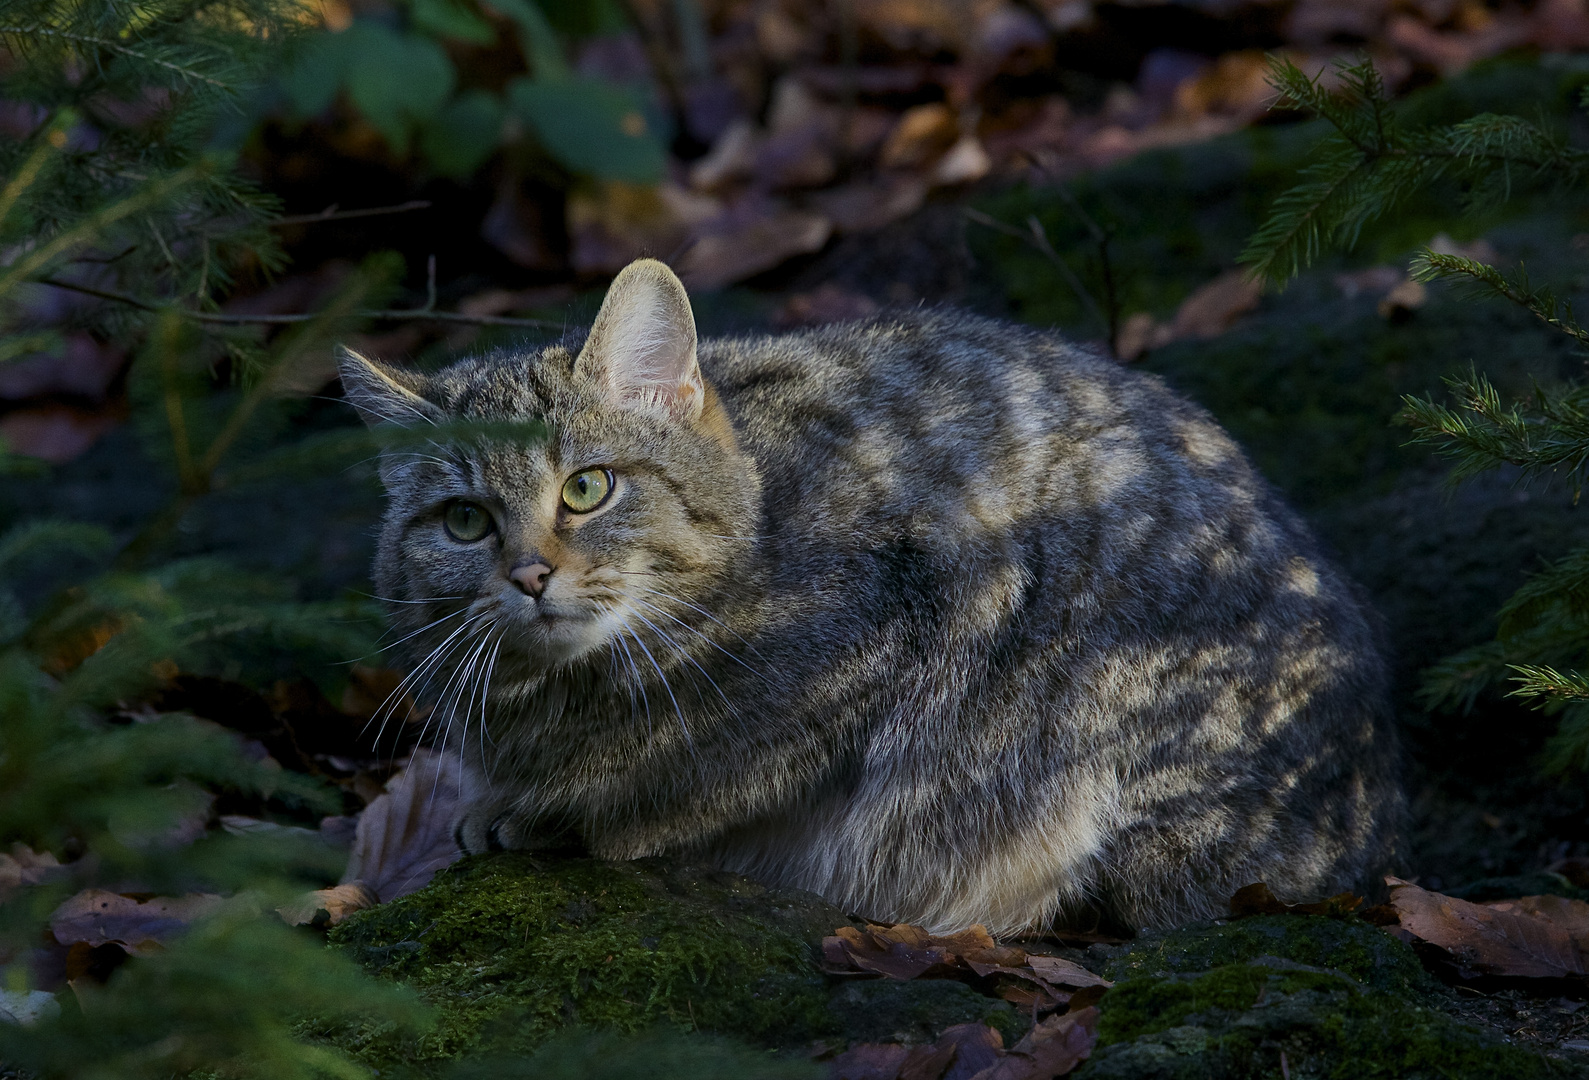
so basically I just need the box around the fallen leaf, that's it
[933,134,992,185]
[0,332,123,400]
[827,923,959,979]
[1170,269,1264,339]
[342,749,468,903]
[1334,266,1405,298]
[676,207,833,291]
[1386,876,1588,979]
[808,176,930,234]
[829,1042,913,1080]
[970,1007,1098,1080]
[936,1023,1003,1080]
[1377,279,1427,320]
[1024,955,1113,990]
[1228,882,1364,919]
[0,844,62,901]
[775,284,880,327]
[1484,894,1589,955]
[278,881,379,928]
[50,890,224,954]
[880,103,959,169]
[690,117,761,191]
[0,405,122,464]
[0,988,60,1027]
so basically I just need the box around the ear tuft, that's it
[575,259,703,423]
[338,348,440,428]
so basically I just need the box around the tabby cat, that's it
[342,258,1402,934]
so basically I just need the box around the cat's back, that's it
[701,308,1300,589]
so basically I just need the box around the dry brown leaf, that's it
[933,135,992,185]
[829,1042,914,1080]
[277,881,379,928]
[827,923,959,979]
[342,749,467,903]
[0,405,123,465]
[1484,895,1589,955]
[1386,876,1589,978]
[1377,279,1427,320]
[936,1023,1004,1080]
[969,1007,1098,1080]
[0,844,62,901]
[880,103,959,169]
[1025,955,1112,990]
[809,176,929,235]
[1170,269,1263,340]
[676,208,833,291]
[775,285,880,327]
[1228,882,1364,919]
[50,889,224,954]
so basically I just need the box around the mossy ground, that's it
[305,854,1576,1078]
[317,854,843,1071]
[1081,916,1560,1079]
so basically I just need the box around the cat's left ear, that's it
[339,348,442,427]
[575,259,703,424]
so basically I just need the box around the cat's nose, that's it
[509,560,553,598]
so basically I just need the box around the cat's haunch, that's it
[343,257,1403,934]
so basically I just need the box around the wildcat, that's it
[342,258,1403,935]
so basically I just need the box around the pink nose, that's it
[510,561,553,598]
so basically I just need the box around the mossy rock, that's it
[1079,958,1554,1079]
[322,853,846,1069]
[1081,918,1555,1079]
[1099,915,1436,996]
[827,978,1024,1047]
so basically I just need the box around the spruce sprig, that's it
[1242,56,1589,283]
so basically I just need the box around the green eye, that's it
[561,468,613,513]
[443,501,494,542]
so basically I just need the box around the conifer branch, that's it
[0,164,207,298]
[1510,665,1589,703]
[34,276,561,328]
[1411,251,1589,347]
[0,25,234,88]
[1400,374,1589,488]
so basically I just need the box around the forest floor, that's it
[8,9,1589,1073]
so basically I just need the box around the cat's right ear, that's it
[574,259,704,424]
[338,348,440,428]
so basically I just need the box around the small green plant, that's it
[1243,56,1589,771]
[277,0,667,183]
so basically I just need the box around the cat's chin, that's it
[512,612,610,669]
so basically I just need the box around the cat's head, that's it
[341,259,761,691]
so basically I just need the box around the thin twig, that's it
[270,201,433,227]
[34,276,561,328]
[964,207,1111,345]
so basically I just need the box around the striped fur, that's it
[344,259,1403,934]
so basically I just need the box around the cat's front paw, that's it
[451,803,587,856]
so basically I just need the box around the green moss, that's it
[826,979,1026,1047]
[1081,959,1554,1080]
[444,1027,821,1080]
[1101,915,1436,997]
[322,854,846,1070]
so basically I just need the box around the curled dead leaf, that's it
[342,749,467,903]
[278,881,379,928]
[1386,876,1589,979]
[50,890,224,954]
